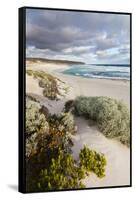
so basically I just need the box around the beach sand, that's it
[26,62,130,187]
[72,117,130,187]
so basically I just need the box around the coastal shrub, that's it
[39,78,59,100]
[118,133,130,147]
[26,99,75,157]
[26,98,49,158]
[26,98,49,137]
[38,148,85,191]
[39,105,50,118]
[37,145,107,191]
[26,69,33,76]
[48,113,75,153]
[26,94,39,103]
[49,112,76,135]
[79,145,107,178]
[64,100,75,113]
[43,86,58,100]
[38,79,47,88]
[74,96,130,146]
[26,69,67,100]
[61,112,76,134]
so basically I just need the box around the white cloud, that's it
[63,45,95,54]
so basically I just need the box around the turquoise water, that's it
[63,64,130,80]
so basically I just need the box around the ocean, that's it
[63,64,130,80]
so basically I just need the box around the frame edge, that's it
[18,7,26,193]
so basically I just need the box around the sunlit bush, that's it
[37,145,107,191]
[79,145,107,178]
[38,148,85,191]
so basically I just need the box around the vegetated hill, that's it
[26,57,85,65]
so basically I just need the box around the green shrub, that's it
[61,112,76,134]
[39,105,50,118]
[43,86,58,100]
[38,79,47,88]
[26,69,69,100]
[118,133,130,146]
[79,145,107,178]
[48,113,75,153]
[26,98,49,158]
[74,96,130,146]
[39,78,59,100]
[26,69,33,76]
[38,148,85,191]
[26,98,49,137]
[25,99,75,157]
[26,94,39,103]
[26,69,64,100]
[64,100,75,113]
[37,145,107,191]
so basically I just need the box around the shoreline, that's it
[55,71,130,108]
[57,71,130,84]
[26,62,130,107]
[63,74,130,82]
[27,62,130,83]
[53,63,130,82]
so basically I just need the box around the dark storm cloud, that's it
[26,9,130,63]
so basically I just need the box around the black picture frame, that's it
[19,6,132,193]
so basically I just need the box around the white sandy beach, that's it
[26,62,130,187]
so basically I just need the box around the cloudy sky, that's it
[26,9,130,64]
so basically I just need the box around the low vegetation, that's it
[79,145,107,178]
[73,96,130,147]
[38,148,85,191]
[64,100,75,113]
[26,69,68,100]
[26,98,49,158]
[47,113,75,153]
[26,98,75,160]
[26,98,107,192]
